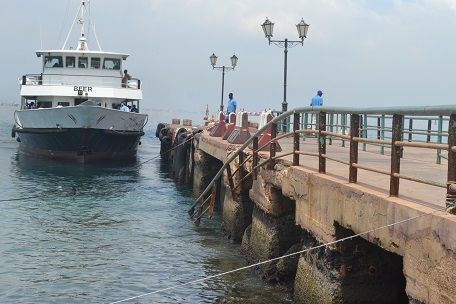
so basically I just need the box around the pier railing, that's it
[189,105,456,224]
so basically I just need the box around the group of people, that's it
[120,102,138,113]
[224,89,323,120]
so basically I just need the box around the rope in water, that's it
[109,207,446,303]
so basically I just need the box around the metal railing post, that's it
[349,114,360,183]
[226,165,237,201]
[437,115,443,164]
[427,119,432,143]
[252,137,258,180]
[447,114,456,183]
[329,113,334,146]
[380,115,385,155]
[293,113,300,166]
[390,114,403,196]
[318,111,326,174]
[377,116,381,140]
[303,113,309,141]
[238,152,244,192]
[268,122,277,170]
[362,114,368,151]
[341,114,346,147]
[408,118,413,142]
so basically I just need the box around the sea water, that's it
[0,106,292,303]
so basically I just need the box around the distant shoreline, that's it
[0,103,19,107]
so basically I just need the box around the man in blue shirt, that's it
[310,90,324,106]
[226,93,237,122]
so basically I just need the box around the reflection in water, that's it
[11,152,143,201]
[0,118,293,303]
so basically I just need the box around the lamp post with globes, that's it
[261,17,309,132]
[210,53,239,112]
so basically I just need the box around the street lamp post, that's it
[261,17,309,132]
[210,53,239,112]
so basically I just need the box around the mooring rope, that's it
[133,133,195,167]
[109,207,446,303]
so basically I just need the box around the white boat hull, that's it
[13,102,147,163]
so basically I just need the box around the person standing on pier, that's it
[310,90,324,106]
[226,93,237,122]
[310,90,323,130]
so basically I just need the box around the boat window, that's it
[103,58,121,70]
[75,98,88,106]
[66,56,76,68]
[91,57,101,69]
[37,101,52,108]
[44,56,63,68]
[78,57,88,68]
[57,102,70,107]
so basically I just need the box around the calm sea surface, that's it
[0,106,292,303]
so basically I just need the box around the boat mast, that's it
[76,1,88,51]
[62,0,103,51]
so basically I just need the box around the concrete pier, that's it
[158,119,456,303]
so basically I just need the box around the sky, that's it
[1,0,455,116]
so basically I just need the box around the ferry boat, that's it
[12,1,148,163]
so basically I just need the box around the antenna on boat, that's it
[62,1,83,50]
[61,0,102,51]
[76,1,88,51]
[40,22,43,50]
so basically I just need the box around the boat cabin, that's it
[19,50,142,112]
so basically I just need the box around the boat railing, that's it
[20,74,141,89]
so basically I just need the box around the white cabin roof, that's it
[36,50,129,60]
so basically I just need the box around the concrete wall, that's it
[195,134,456,303]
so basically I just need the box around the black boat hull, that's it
[15,127,144,163]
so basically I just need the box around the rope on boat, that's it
[109,207,446,303]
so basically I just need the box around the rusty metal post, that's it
[226,165,237,201]
[293,113,300,166]
[349,114,360,183]
[238,152,244,192]
[208,183,217,218]
[318,111,326,174]
[390,114,403,197]
[377,117,381,139]
[427,119,432,143]
[328,113,334,146]
[408,118,413,142]
[358,114,363,137]
[268,122,277,170]
[447,114,456,183]
[252,136,258,180]
[447,114,456,214]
